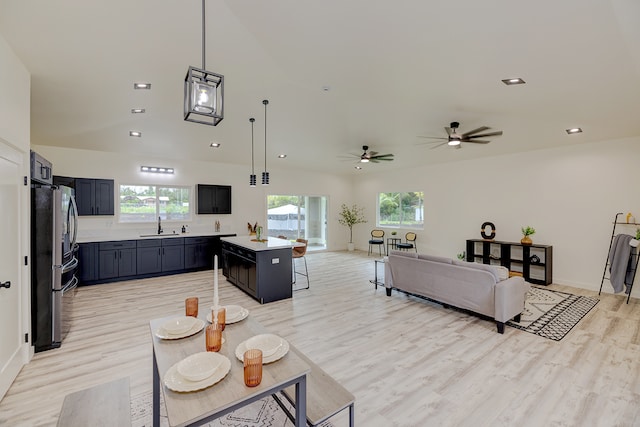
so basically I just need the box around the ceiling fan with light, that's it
[349,145,394,163]
[418,121,503,149]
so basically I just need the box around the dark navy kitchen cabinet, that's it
[98,241,136,279]
[75,178,114,216]
[137,240,162,275]
[161,238,184,272]
[197,184,231,214]
[184,237,213,270]
[78,242,99,283]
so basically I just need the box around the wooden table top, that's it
[150,314,310,427]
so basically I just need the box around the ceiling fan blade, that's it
[465,131,503,139]
[373,157,394,161]
[372,153,393,158]
[368,150,378,157]
[430,142,449,149]
[461,126,489,137]
[417,136,448,141]
[444,127,453,136]
[465,140,491,144]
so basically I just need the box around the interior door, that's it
[0,142,24,400]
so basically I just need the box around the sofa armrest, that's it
[494,277,530,323]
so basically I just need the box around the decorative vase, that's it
[347,242,355,251]
[521,236,532,245]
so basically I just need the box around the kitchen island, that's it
[221,236,294,303]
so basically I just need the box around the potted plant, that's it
[338,203,367,251]
[521,226,536,245]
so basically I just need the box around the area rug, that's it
[130,390,333,427]
[507,286,599,341]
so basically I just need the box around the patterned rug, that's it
[507,287,599,341]
[130,390,333,427]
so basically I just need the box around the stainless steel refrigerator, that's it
[30,151,79,352]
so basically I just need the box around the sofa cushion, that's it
[452,260,500,282]
[417,253,452,264]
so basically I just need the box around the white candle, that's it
[213,255,219,325]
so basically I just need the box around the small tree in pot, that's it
[338,204,367,251]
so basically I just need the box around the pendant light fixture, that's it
[261,99,270,186]
[249,118,256,187]
[184,0,224,126]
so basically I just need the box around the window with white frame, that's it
[378,191,424,228]
[119,184,191,222]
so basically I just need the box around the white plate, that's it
[164,353,231,392]
[206,305,249,324]
[235,334,289,364]
[177,352,223,382]
[161,316,197,335]
[155,318,205,340]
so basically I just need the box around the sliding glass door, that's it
[267,195,327,251]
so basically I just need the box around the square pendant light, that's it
[184,68,224,126]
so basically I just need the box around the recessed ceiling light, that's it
[501,78,526,85]
[322,86,331,92]
[277,154,287,159]
[566,127,583,134]
[131,108,145,114]
[210,142,221,148]
[134,82,151,90]
[129,131,141,137]
[355,166,362,170]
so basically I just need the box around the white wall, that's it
[352,137,640,296]
[31,145,354,251]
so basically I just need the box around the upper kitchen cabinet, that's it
[76,178,114,216]
[197,184,231,214]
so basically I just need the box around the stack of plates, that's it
[235,334,289,364]
[155,316,205,339]
[206,305,249,324]
[164,352,231,392]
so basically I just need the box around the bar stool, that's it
[292,238,309,290]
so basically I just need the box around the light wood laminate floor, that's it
[1,251,639,426]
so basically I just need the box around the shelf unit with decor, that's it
[466,239,553,285]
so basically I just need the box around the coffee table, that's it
[149,315,309,427]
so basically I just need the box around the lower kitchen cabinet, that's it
[184,237,213,270]
[78,242,99,282]
[98,241,137,280]
[79,234,234,285]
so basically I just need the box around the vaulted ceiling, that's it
[1,0,639,174]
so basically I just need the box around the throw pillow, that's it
[495,266,509,281]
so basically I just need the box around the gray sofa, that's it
[384,251,530,333]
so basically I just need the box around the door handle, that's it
[1,281,10,289]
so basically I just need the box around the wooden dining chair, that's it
[396,232,417,252]
[368,230,385,256]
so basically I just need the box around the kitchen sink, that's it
[139,232,181,238]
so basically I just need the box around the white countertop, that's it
[220,235,295,252]
[77,231,236,244]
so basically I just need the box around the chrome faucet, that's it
[158,216,163,234]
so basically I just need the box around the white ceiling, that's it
[1,0,639,175]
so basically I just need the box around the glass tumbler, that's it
[185,297,199,317]
[205,324,223,352]
[243,349,263,387]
